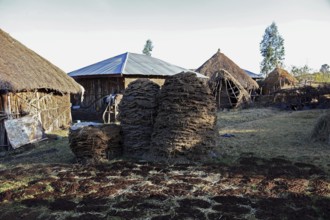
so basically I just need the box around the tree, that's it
[142,39,154,56]
[290,65,311,77]
[260,22,285,76]
[320,64,330,81]
[320,64,330,74]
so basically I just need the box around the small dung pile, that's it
[118,79,160,158]
[69,124,122,163]
[150,72,217,162]
[310,113,330,144]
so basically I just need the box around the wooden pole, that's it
[218,80,222,109]
[224,79,233,107]
[7,94,12,119]
[36,92,42,123]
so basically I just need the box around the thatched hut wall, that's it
[0,90,72,148]
[4,91,72,131]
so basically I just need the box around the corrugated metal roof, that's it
[69,53,127,76]
[68,52,206,78]
[243,69,264,79]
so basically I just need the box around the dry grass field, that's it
[217,108,330,173]
[0,108,329,220]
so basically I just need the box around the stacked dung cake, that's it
[150,72,217,163]
[69,123,122,163]
[118,79,160,158]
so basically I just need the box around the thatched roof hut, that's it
[196,49,259,91]
[196,50,258,109]
[262,67,298,95]
[0,29,82,150]
[0,29,81,93]
[208,69,251,109]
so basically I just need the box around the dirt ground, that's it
[0,108,329,220]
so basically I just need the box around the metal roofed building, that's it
[69,52,205,78]
[243,69,264,80]
[68,52,205,119]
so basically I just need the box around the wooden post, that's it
[218,80,222,109]
[117,77,120,93]
[7,94,12,120]
[224,79,233,107]
[98,79,102,112]
[36,92,42,123]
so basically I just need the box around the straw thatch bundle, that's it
[208,69,251,109]
[0,29,81,93]
[262,67,298,95]
[69,124,122,163]
[196,49,259,91]
[310,113,330,144]
[118,79,160,158]
[150,72,217,163]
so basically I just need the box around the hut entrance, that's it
[209,69,251,109]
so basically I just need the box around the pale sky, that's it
[1,0,330,73]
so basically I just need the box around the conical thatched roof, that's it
[262,67,298,94]
[264,67,298,85]
[196,50,259,91]
[0,29,81,94]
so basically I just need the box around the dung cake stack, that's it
[118,79,160,158]
[101,124,122,159]
[69,124,122,163]
[150,72,217,162]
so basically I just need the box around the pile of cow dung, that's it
[69,124,122,163]
[150,72,217,163]
[118,79,160,159]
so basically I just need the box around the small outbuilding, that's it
[261,67,298,94]
[196,49,259,109]
[0,29,82,150]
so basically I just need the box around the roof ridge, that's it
[120,52,129,74]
